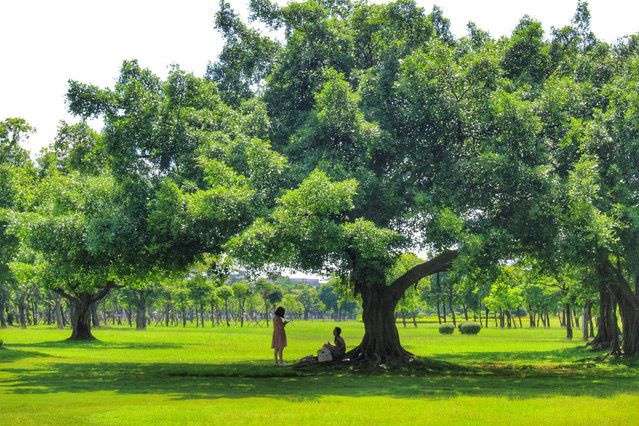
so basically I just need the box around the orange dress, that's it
[271,315,287,350]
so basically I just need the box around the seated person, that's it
[322,327,346,360]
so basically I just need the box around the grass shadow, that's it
[6,341,184,350]
[431,346,606,365]
[0,348,52,363]
[3,359,638,402]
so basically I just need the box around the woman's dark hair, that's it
[274,306,285,317]
[334,327,342,335]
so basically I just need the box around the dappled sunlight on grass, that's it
[1,322,637,424]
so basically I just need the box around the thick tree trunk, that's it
[134,291,147,331]
[591,261,621,353]
[69,295,95,340]
[615,292,639,356]
[347,250,458,364]
[347,287,410,362]
[62,283,121,340]
[597,255,639,356]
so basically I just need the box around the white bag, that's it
[317,347,333,363]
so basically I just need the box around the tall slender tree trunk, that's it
[224,300,230,327]
[32,300,38,326]
[18,299,27,329]
[565,304,573,339]
[436,302,441,324]
[91,302,100,328]
[412,312,417,327]
[582,300,592,340]
[448,282,456,326]
[0,297,6,328]
[485,307,489,328]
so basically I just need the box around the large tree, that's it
[222,0,558,362]
[15,61,287,340]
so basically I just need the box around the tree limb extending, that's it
[389,250,459,297]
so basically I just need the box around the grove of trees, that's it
[1,0,638,362]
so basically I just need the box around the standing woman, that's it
[272,306,288,366]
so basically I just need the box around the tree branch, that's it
[389,250,459,297]
[90,281,124,304]
[51,287,76,301]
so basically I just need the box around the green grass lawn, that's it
[1,321,638,425]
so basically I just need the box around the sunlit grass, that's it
[1,321,637,425]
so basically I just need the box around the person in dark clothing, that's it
[323,327,346,359]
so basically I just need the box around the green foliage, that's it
[458,322,482,335]
[438,323,455,334]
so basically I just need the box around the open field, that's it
[1,321,638,425]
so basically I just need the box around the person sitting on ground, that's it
[322,327,346,360]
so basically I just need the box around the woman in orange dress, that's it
[272,306,288,366]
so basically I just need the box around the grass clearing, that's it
[1,321,638,425]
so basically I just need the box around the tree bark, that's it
[448,281,456,327]
[601,258,639,356]
[582,300,592,340]
[347,287,410,362]
[54,282,121,340]
[134,291,147,331]
[565,304,573,339]
[91,302,100,328]
[591,257,621,353]
[18,298,27,329]
[347,250,458,363]
[0,297,6,328]
[69,295,95,340]
[485,307,489,328]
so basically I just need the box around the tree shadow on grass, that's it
[3,357,638,402]
[0,348,52,363]
[430,346,604,365]
[5,341,184,350]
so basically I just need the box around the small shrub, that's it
[459,322,482,335]
[438,323,455,334]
